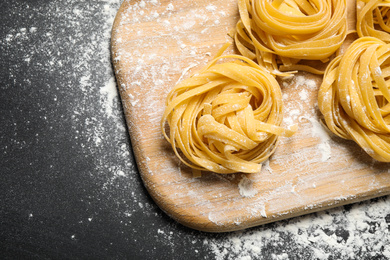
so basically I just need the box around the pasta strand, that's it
[234,0,347,76]
[162,54,297,174]
[318,37,390,162]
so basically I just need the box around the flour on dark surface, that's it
[1,0,390,259]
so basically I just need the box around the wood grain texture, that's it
[111,0,390,232]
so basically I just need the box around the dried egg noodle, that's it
[234,0,347,76]
[161,54,297,174]
[357,0,390,41]
[318,37,390,162]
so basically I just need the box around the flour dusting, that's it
[205,198,390,259]
[238,176,258,198]
[306,116,332,162]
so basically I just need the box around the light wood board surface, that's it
[111,0,390,232]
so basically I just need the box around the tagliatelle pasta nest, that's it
[234,0,347,76]
[318,37,390,162]
[357,0,390,42]
[161,53,297,174]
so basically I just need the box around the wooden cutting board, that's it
[111,0,390,232]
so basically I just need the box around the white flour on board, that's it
[238,176,258,198]
[10,0,387,258]
[281,75,333,162]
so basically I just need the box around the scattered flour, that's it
[205,198,390,259]
[238,176,258,198]
[304,116,332,162]
[294,74,317,89]
[100,76,119,117]
[206,4,218,12]
[298,89,309,101]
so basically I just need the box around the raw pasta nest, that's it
[318,36,390,162]
[357,0,390,42]
[234,0,347,75]
[161,54,297,174]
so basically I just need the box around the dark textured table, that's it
[1,1,390,259]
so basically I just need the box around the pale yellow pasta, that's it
[318,37,390,162]
[357,0,390,42]
[234,0,347,76]
[161,54,297,174]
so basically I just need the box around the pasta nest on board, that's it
[357,0,390,42]
[234,0,347,76]
[161,54,297,174]
[318,37,390,162]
